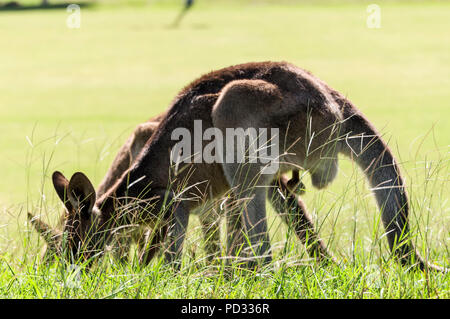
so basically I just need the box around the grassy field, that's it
[0,0,448,298]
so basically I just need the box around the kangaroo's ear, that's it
[68,172,96,220]
[52,171,73,211]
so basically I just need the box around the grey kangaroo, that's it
[37,61,444,271]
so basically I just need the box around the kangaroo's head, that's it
[49,171,106,263]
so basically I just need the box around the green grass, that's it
[0,0,448,298]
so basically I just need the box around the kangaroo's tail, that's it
[333,93,446,272]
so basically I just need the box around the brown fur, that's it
[49,61,443,271]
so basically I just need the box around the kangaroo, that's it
[45,61,443,271]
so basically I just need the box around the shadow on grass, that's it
[0,1,94,12]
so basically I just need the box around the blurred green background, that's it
[0,0,448,258]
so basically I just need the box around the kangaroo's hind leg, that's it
[269,173,336,263]
[212,79,284,267]
[214,160,273,267]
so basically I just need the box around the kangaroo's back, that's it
[123,61,343,203]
